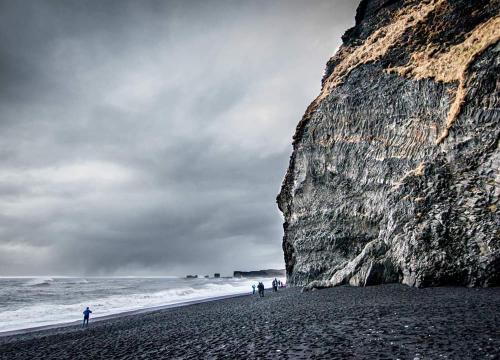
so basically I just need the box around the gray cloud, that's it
[0,0,359,276]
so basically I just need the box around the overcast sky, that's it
[0,0,358,276]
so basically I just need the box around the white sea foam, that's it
[0,277,284,333]
[23,277,55,287]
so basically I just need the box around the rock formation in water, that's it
[277,0,500,288]
[233,269,286,278]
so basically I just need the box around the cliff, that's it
[277,0,500,288]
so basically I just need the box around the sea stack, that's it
[277,0,499,288]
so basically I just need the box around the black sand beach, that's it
[1,285,499,359]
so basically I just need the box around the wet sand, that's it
[0,284,499,359]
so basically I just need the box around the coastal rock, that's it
[277,0,500,288]
[233,269,286,278]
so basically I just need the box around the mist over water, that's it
[0,276,282,333]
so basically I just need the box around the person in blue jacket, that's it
[82,307,92,327]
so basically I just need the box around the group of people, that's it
[252,278,285,297]
[85,278,288,326]
[252,282,266,297]
[257,282,265,297]
[272,278,283,291]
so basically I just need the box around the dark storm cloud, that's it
[0,0,359,275]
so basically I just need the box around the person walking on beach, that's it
[258,282,264,297]
[82,307,92,328]
[252,284,256,294]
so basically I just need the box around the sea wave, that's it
[23,277,55,287]
[0,277,283,333]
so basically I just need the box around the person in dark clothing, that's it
[272,278,278,292]
[258,282,265,297]
[252,284,256,294]
[82,307,92,327]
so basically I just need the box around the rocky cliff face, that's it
[277,0,500,288]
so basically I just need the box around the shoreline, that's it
[0,290,256,337]
[1,285,499,359]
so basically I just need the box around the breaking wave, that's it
[0,277,283,333]
[24,277,54,287]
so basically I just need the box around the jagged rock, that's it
[277,0,500,288]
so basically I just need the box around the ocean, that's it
[0,276,280,333]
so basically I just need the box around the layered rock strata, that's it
[277,0,500,288]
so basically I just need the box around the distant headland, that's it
[233,269,286,278]
[185,269,285,279]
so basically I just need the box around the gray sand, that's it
[0,285,499,359]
